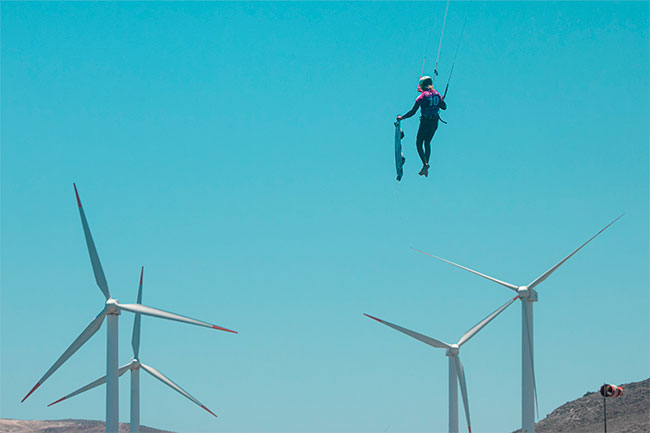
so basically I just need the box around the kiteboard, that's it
[394,121,405,181]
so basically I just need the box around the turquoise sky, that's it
[1,2,648,433]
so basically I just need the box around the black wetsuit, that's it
[401,90,447,166]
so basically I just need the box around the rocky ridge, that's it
[0,418,174,433]
[512,377,649,433]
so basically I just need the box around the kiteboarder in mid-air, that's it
[397,76,446,177]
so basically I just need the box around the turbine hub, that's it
[446,344,459,356]
[105,298,120,315]
[517,286,529,298]
[130,358,141,369]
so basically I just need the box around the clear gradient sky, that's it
[1,2,648,433]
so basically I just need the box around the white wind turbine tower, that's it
[48,267,219,432]
[413,214,623,433]
[364,295,518,433]
[22,184,237,433]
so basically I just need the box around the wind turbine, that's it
[21,184,237,433]
[413,214,623,433]
[364,295,518,433]
[48,267,219,432]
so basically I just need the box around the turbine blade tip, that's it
[201,404,218,418]
[139,267,144,286]
[212,325,237,334]
[410,247,439,260]
[73,184,81,208]
[48,396,66,407]
[607,213,625,226]
[21,382,41,402]
[363,313,382,323]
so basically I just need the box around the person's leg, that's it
[424,140,431,165]
[424,121,438,164]
[422,120,438,176]
[416,122,427,165]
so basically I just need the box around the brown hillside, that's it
[512,378,649,433]
[0,418,174,433]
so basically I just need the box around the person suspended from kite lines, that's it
[396,76,446,177]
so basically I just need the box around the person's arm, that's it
[398,101,420,120]
[439,98,447,111]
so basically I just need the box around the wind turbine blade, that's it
[132,267,144,358]
[411,248,518,292]
[140,363,217,418]
[454,356,472,433]
[522,303,539,418]
[528,214,624,290]
[73,184,110,300]
[117,303,237,334]
[22,310,106,402]
[363,314,451,349]
[458,296,518,346]
[48,363,131,407]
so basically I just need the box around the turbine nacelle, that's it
[446,344,460,357]
[105,298,120,315]
[517,286,538,302]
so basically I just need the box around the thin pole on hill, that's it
[603,387,607,433]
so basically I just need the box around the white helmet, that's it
[418,76,433,91]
